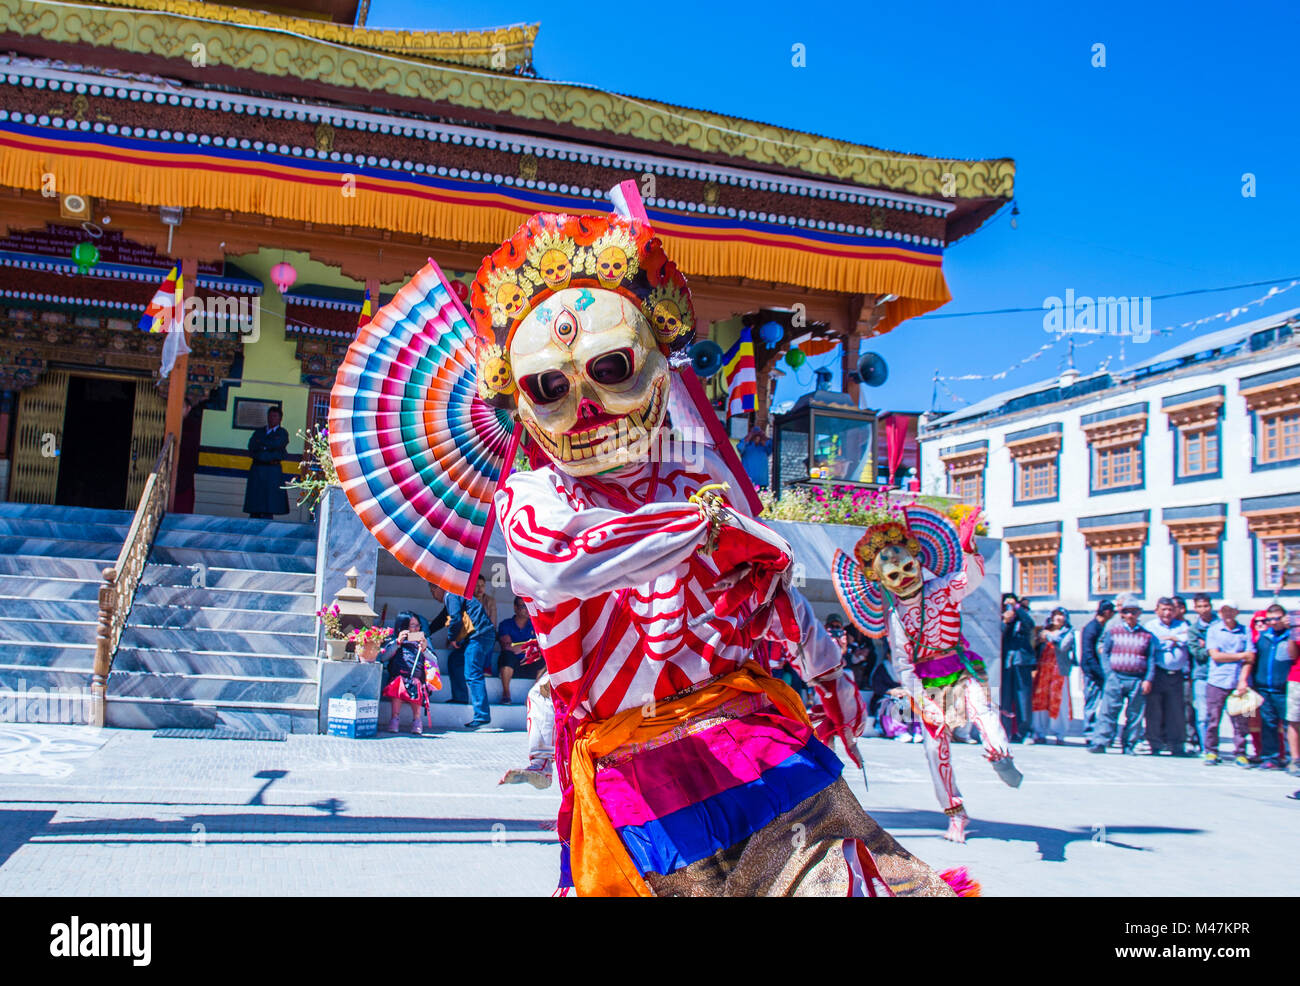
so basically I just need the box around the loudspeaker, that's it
[857,352,888,387]
[690,339,724,377]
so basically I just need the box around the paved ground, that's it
[0,723,1294,896]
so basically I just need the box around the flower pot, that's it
[357,640,381,663]
[325,637,350,662]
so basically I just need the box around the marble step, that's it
[148,544,315,574]
[140,564,316,594]
[0,536,121,563]
[128,603,315,634]
[120,625,317,656]
[104,697,318,733]
[113,647,319,679]
[381,698,527,732]
[107,669,318,705]
[160,514,316,541]
[0,503,134,525]
[0,576,103,600]
[0,664,93,692]
[0,597,101,623]
[0,517,131,543]
[0,556,112,581]
[133,583,317,613]
[154,528,318,558]
[0,642,97,669]
[0,616,97,645]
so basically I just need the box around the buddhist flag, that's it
[722,327,756,416]
[138,265,180,333]
[357,287,372,330]
[158,268,190,379]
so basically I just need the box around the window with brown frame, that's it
[1093,442,1141,490]
[1259,538,1300,592]
[1017,556,1057,597]
[948,471,983,506]
[1093,548,1142,594]
[306,389,331,434]
[1258,409,1300,464]
[1179,544,1221,593]
[1179,426,1219,476]
[1017,459,1057,501]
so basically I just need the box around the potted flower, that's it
[348,624,392,663]
[316,604,349,661]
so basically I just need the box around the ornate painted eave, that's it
[0,0,1014,230]
[72,0,539,71]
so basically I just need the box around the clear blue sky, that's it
[372,0,1300,414]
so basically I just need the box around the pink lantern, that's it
[270,261,297,294]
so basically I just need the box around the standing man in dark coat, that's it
[1000,592,1037,742]
[243,406,290,518]
[173,395,204,514]
[1079,599,1115,743]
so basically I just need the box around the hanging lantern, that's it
[759,320,784,346]
[270,261,298,294]
[785,347,806,368]
[71,241,100,274]
[450,279,469,303]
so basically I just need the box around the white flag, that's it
[159,305,190,379]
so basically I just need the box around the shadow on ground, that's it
[867,807,1202,862]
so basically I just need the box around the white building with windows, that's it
[918,308,1300,616]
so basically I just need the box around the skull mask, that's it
[510,287,669,476]
[868,543,922,599]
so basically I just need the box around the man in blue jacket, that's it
[430,581,497,729]
[1253,603,1295,770]
[1088,596,1158,755]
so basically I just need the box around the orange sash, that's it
[567,662,810,897]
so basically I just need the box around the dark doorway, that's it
[56,375,135,509]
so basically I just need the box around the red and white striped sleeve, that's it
[494,469,710,608]
[946,550,986,603]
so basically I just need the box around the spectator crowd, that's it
[372,573,1299,778]
[998,591,1300,774]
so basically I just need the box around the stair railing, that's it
[91,433,175,727]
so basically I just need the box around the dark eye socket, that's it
[520,370,570,405]
[586,348,635,386]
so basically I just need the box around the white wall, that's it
[921,347,1300,614]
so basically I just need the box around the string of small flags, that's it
[933,279,1299,389]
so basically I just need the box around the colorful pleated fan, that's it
[900,504,963,580]
[831,549,887,638]
[329,260,519,596]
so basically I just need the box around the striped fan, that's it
[329,261,520,596]
[831,549,887,639]
[900,505,963,580]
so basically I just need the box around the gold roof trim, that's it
[3,0,1013,199]
[79,0,537,68]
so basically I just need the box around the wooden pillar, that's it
[164,256,197,510]
[842,332,861,406]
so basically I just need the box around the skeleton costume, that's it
[832,504,1020,843]
[329,185,967,896]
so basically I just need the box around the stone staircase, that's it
[106,513,320,732]
[0,503,132,723]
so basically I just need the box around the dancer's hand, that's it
[957,508,984,553]
[920,698,946,731]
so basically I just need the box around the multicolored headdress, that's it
[468,212,695,407]
[831,504,964,638]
